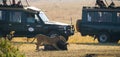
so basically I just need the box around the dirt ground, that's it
[10,0,120,57]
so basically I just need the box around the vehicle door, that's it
[8,11,26,36]
[115,12,120,33]
[25,13,44,37]
[0,10,10,36]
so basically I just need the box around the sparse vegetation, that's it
[0,38,25,57]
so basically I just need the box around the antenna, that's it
[26,0,30,6]
[70,17,72,25]
[70,17,74,32]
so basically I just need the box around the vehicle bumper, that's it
[59,26,74,37]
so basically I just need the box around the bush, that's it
[0,38,25,57]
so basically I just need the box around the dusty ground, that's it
[10,0,120,57]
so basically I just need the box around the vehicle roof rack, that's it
[83,6,120,9]
[0,4,23,8]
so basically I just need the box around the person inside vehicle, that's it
[27,14,35,23]
[108,2,115,8]
[10,0,22,7]
[96,0,106,8]
[2,0,7,5]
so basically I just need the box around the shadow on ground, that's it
[75,43,120,46]
[85,54,120,57]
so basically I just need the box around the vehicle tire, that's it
[97,32,111,43]
[6,34,13,41]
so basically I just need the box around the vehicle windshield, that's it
[39,11,49,22]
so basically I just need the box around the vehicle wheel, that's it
[97,32,110,43]
[6,34,13,41]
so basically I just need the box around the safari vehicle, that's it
[0,1,74,41]
[76,0,120,43]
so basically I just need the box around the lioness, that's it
[35,34,66,50]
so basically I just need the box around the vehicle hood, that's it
[45,21,70,25]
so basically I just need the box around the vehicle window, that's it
[2,11,8,21]
[27,14,35,23]
[117,12,120,22]
[39,11,49,22]
[0,11,2,20]
[87,12,100,22]
[9,12,22,23]
[87,12,112,22]
[100,12,112,22]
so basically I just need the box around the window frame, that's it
[9,11,22,23]
[0,11,2,20]
[86,11,113,23]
